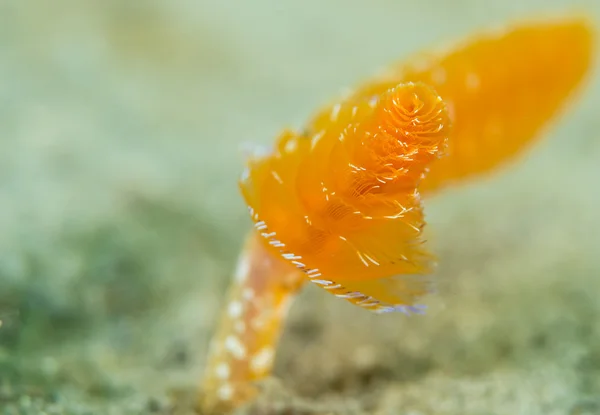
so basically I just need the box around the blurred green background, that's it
[1,1,599,414]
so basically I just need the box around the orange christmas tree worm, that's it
[199,16,594,414]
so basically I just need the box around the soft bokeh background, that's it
[1,1,599,414]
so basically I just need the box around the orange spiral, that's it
[240,82,451,312]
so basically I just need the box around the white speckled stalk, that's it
[199,231,305,414]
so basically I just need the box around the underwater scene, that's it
[1,1,599,414]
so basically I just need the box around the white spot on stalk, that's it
[235,258,250,282]
[228,301,243,318]
[250,348,274,374]
[217,384,233,400]
[215,363,230,379]
[225,335,247,359]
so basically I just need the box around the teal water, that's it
[0,1,599,414]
